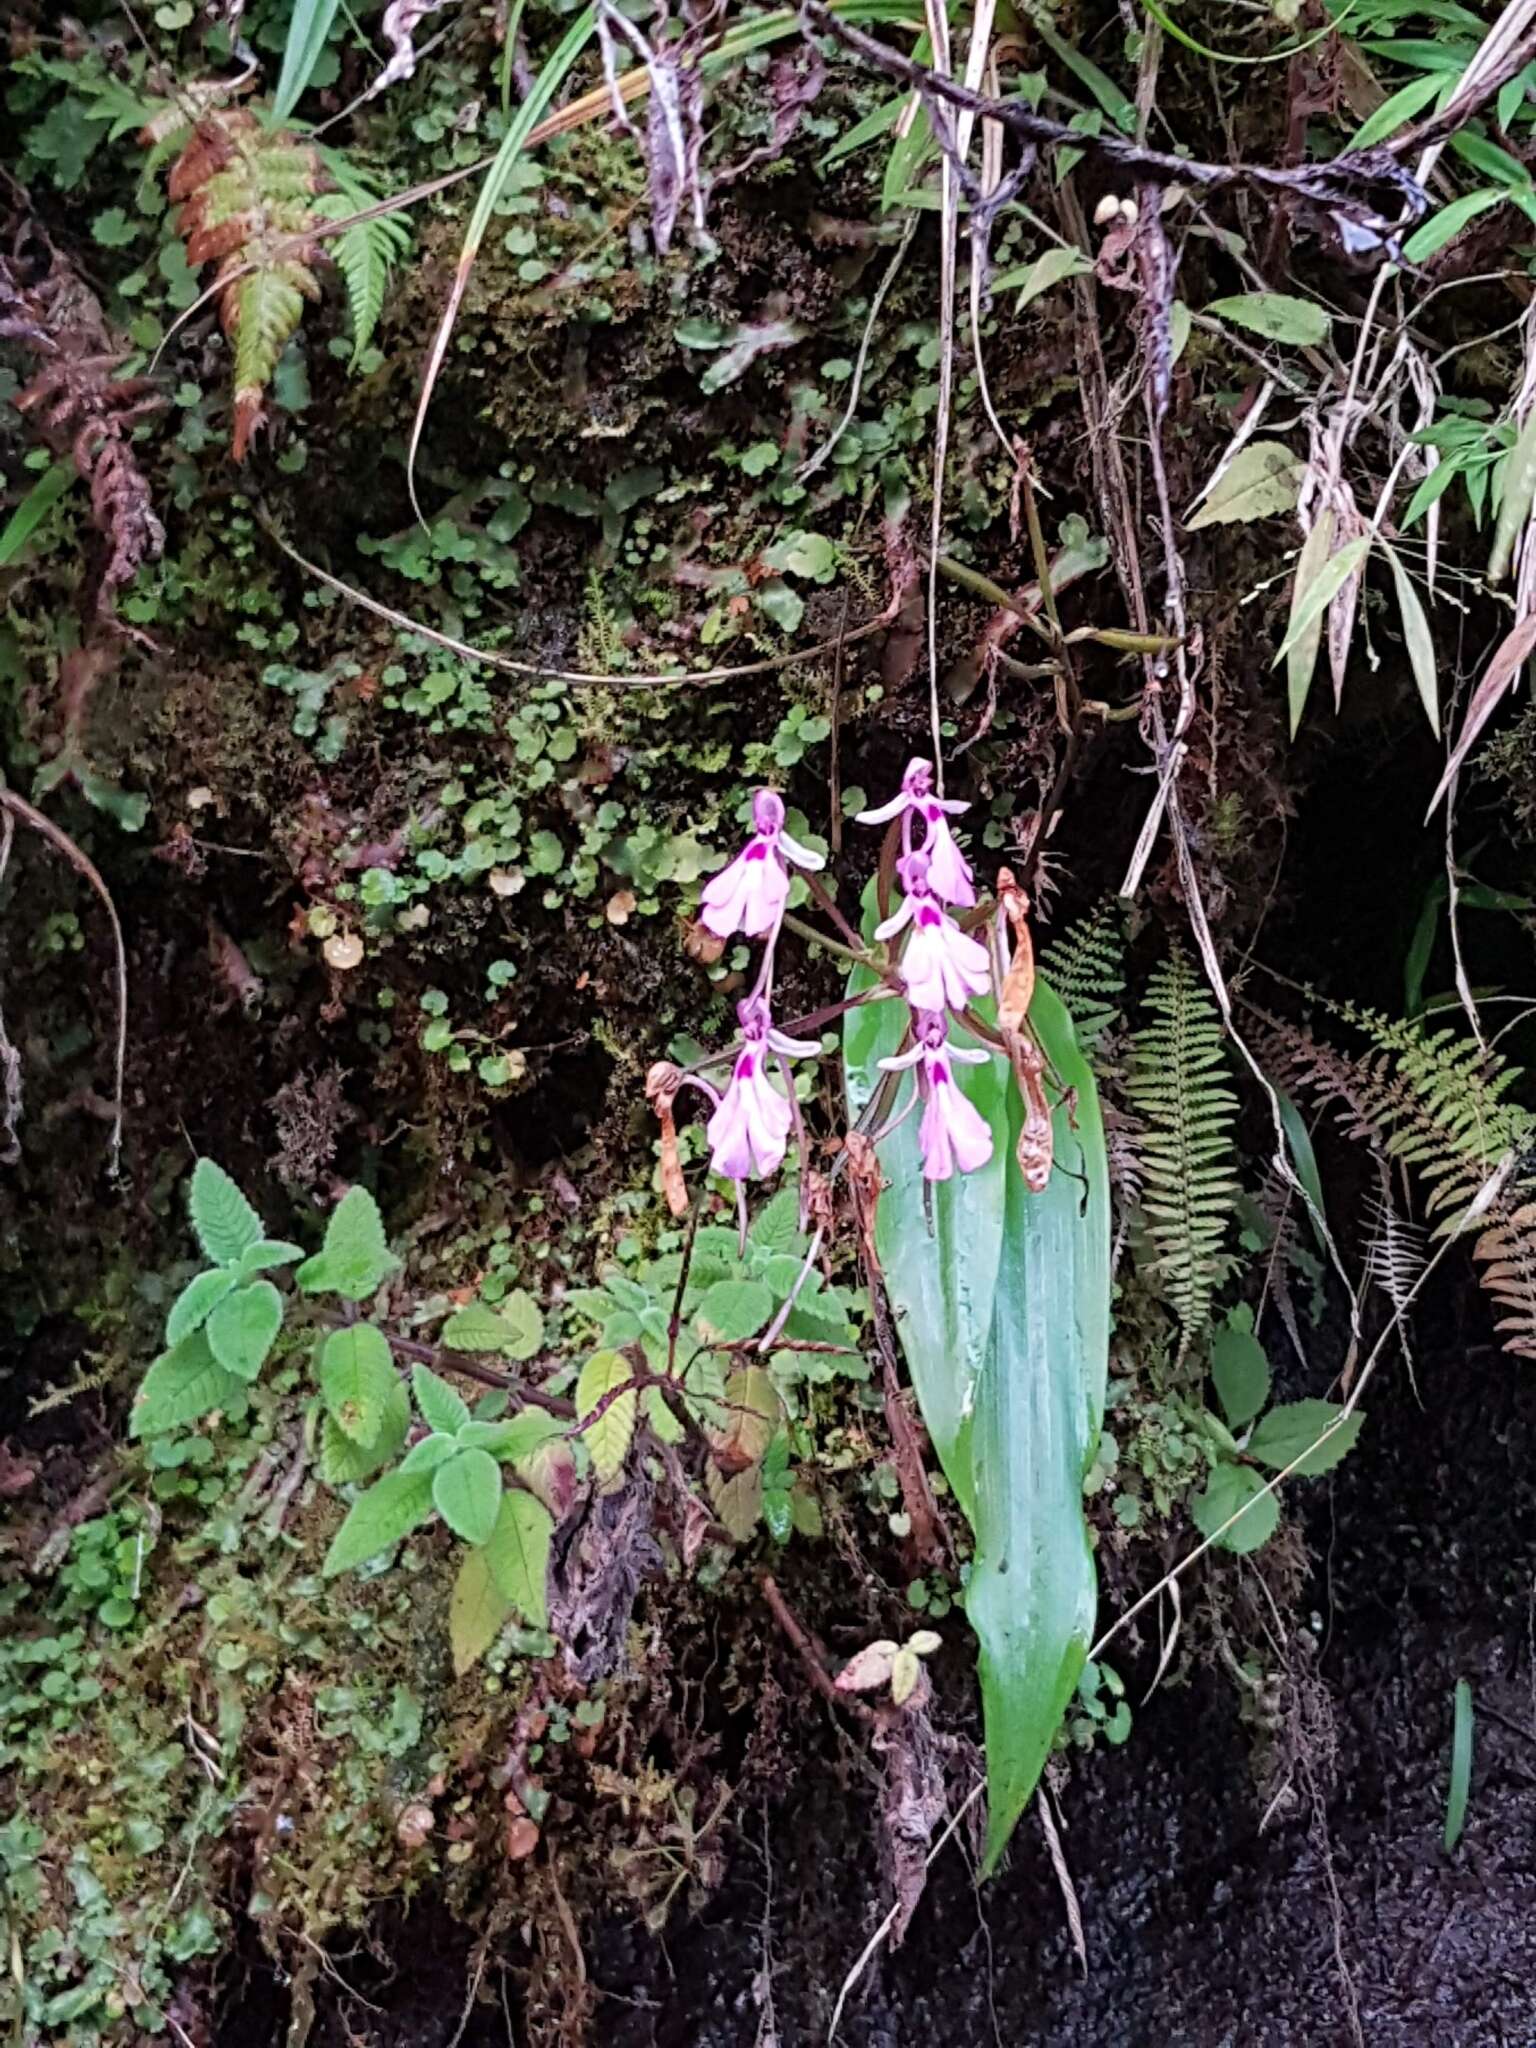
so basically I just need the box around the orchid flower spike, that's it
[875,851,991,1015]
[699,789,826,939]
[706,997,819,1182]
[879,1010,993,1181]
[856,757,975,906]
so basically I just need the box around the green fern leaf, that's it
[1040,897,1127,1049]
[1126,947,1240,1340]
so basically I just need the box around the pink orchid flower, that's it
[875,852,991,1015]
[706,998,819,1181]
[699,789,826,939]
[856,757,975,907]
[880,1010,994,1181]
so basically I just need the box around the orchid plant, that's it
[648,759,1056,1244]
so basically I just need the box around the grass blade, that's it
[1443,1676,1474,1851]
[0,461,75,568]
[273,0,344,124]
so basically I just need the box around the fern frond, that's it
[1259,1002,1536,1360]
[164,110,327,459]
[316,152,412,370]
[1041,896,1126,1050]
[1126,947,1241,1340]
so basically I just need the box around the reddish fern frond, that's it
[0,218,165,620]
[163,110,328,460]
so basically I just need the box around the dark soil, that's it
[593,1309,1536,2048]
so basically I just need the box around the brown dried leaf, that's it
[1426,609,1536,814]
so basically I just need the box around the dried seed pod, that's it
[995,866,1036,1034]
[645,1061,689,1217]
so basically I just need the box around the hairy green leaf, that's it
[319,1376,409,1485]
[319,1324,397,1446]
[1206,291,1331,346]
[188,1159,263,1267]
[323,1469,436,1575]
[577,1349,637,1492]
[131,1331,245,1438]
[450,1546,514,1676]
[296,1185,395,1300]
[205,1281,283,1381]
[433,1447,502,1545]
[441,1293,544,1361]
[412,1363,472,1436]
[484,1488,554,1627]
[1210,1325,1270,1429]
[165,1266,238,1346]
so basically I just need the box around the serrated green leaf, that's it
[845,937,1111,1873]
[319,1323,397,1445]
[323,1468,437,1575]
[399,1432,460,1475]
[412,1363,472,1435]
[296,1185,395,1301]
[1247,1399,1363,1477]
[319,1376,409,1484]
[1187,440,1303,531]
[483,1488,553,1627]
[457,1412,563,1460]
[707,1366,780,1470]
[235,1238,305,1280]
[706,1462,764,1540]
[1191,1461,1279,1554]
[131,1330,245,1438]
[441,1292,543,1361]
[205,1280,283,1381]
[449,1545,514,1676]
[188,1159,262,1267]
[1211,1326,1270,1429]
[577,1349,637,1493]
[433,1447,502,1544]
[166,1266,238,1346]
[693,1278,773,1344]
[1206,291,1331,347]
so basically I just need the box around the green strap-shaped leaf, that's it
[843,977,1109,1870]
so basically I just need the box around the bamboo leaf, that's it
[1488,402,1536,585]
[1382,541,1440,737]
[1283,510,1335,737]
[1427,610,1536,813]
[1206,291,1331,346]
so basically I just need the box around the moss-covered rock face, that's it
[6,0,1536,2039]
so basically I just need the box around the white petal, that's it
[878,1041,926,1071]
[948,1044,991,1065]
[854,794,910,825]
[778,829,826,871]
[767,1028,822,1057]
[873,897,914,941]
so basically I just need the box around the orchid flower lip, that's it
[777,827,826,872]
[767,1025,821,1057]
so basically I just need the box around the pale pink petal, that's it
[873,895,915,943]
[706,1080,755,1179]
[741,1065,792,1176]
[919,1072,993,1180]
[922,818,976,907]
[699,841,788,937]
